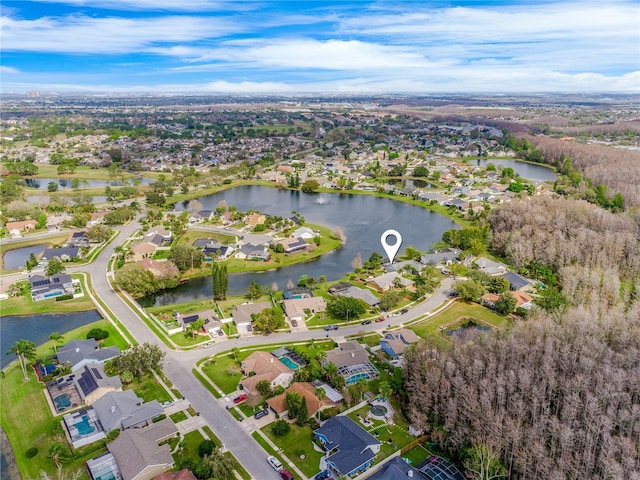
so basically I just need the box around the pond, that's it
[138,186,460,306]
[0,310,102,368]
[445,319,493,342]
[23,177,153,190]
[473,159,557,181]
[2,244,47,270]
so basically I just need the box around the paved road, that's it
[2,220,454,479]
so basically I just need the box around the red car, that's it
[375,317,385,323]
[279,470,294,480]
[233,394,248,404]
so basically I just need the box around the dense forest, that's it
[404,197,640,479]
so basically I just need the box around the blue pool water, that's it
[54,394,71,411]
[75,416,95,435]
[279,357,299,370]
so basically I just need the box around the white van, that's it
[267,456,283,471]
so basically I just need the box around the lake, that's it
[2,244,47,270]
[23,177,153,190]
[0,310,103,369]
[138,186,460,306]
[473,159,557,181]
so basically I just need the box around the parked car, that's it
[254,409,269,419]
[314,471,330,480]
[324,325,339,331]
[217,329,224,336]
[400,308,409,314]
[291,319,298,327]
[233,394,248,404]
[361,319,372,325]
[267,456,283,471]
[162,401,174,408]
[279,470,294,480]
[376,317,385,323]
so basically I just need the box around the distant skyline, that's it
[1,0,639,94]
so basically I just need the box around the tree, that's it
[168,246,203,272]
[48,181,59,192]
[211,263,228,300]
[364,251,383,270]
[115,263,156,298]
[351,253,363,270]
[380,290,404,311]
[245,281,263,300]
[414,166,429,177]
[48,442,70,472]
[464,444,507,480]
[46,258,65,276]
[198,439,217,458]
[378,380,392,399]
[256,379,272,396]
[187,199,203,213]
[332,226,346,243]
[25,253,39,272]
[7,339,36,382]
[326,296,367,321]
[252,308,283,333]
[48,332,64,353]
[87,225,111,243]
[454,280,485,302]
[199,449,236,480]
[301,179,320,193]
[403,245,422,260]
[271,420,291,436]
[494,292,516,315]
[109,343,165,380]
[315,387,327,400]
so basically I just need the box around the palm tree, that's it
[7,339,36,382]
[48,332,64,354]
[315,387,327,401]
[48,442,70,473]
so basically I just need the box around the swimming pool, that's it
[75,416,95,436]
[54,393,71,411]
[279,357,299,370]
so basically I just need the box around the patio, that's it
[45,377,83,415]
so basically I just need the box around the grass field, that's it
[263,423,324,478]
[410,300,511,346]
[0,233,71,272]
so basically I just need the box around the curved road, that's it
[3,222,454,479]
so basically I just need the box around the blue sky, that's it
[1,0,639,94]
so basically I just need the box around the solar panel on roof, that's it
[92,368,103,379]
[77,370,99,394]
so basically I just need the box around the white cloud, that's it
[1,15,240,54]
[18,0,252,12]
[0,66,20,74]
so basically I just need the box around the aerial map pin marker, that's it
[381,229,402,264]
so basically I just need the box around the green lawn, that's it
[251,431,298,477]
[402,444,433,466]
[124,374,172,403]
[179,430,206,462]
[170,411,188,423]
[0,233,70,272]
[263,423,324,479]
[410,300,511,345]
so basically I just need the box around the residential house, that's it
[367,272,414,292]
[314,416,381,478]
[154,469,198,480]
[57,339,120,372]
[131,242,156,262]
[328,282,353,295]
[277,165,296,174]
[232,301,272,329]
[143,228,173,247]
[420,249,461,267]
[367,456,427,480]
[335,285,381,307]
[197,210,215,221]
[5,219,37,238]
[42,247,80,262]
[137,258,177,280]
[325,341,379,385]
[46,214,71,231]
[481,291,533,310]
[105,418,177,480]
[240,351,294,395]
[68,230,90,248]
[29,273,76,301]
[503,271,535,291]
[87,212,108,227]
[474,257,508,276]
[93,390,164,432]
[203,243,234,260]
[292,226,318,239]
[266,382,335,418]
[75,364,122,405]
[379,329,421,360]
[235,243,270,261]
[245,213,266,228]
[282,296,326,324]
[277,236,308,254]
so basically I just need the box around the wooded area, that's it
[404,196,640,479]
